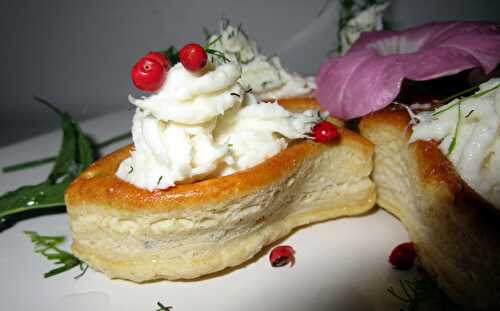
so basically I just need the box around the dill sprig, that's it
[24,231,88,278]
[388,270,461,311]
[205,34,222,48]
[202,26,212,41]
[434,84,479,108]
[427,82,500,155]
[336,0,387,54]
[202,35,230,63]
[205,48,230,63]
[447,101,461,155]
[156,301,173,311]
[433,83,500,116]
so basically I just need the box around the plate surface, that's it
[0,109,415,311]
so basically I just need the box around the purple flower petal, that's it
[316,21,500,120]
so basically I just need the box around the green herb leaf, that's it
[388,269,462,311]
[77,126,94,171]
[433,83,500,116]
[0,179,70,220]
[205,48,230,63]
[0,97,94,223]
[447,101,461,155]
[205,34,222,48]
[94,131,131,149]
[24,231,87,278]
[2,131,131,174]
[164,46,180,65]
[2,156,57,173]
[336,0,388,54]
[33,97,93,181]
[202,26,212,41]
[156,302,173,311]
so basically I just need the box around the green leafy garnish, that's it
[94,131,131,149]
[434,84,479,108]
[24,231,87,278]
[2,131,131,173]
[2,156,58,173]
[163,46,180,65]
[205,48,230,63]
[206,34,222,48]
[202,26,212,40]
[204,35,231,63]
[447,101,461,155]
[0,97,94,224]
[388,270,461,311]
[161,40,229,66]
[337,0,387,54]
[156,301,173,311]
[433,82,500,116]
[426,82,500,156]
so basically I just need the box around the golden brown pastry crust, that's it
[360,109,500,310]
[65,99,375,282]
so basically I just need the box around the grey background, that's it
[1,0,499,147]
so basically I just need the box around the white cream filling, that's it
[410,79,500,208]
[209,23,315,100]
[215,96,321,175]
[129,62,243,124]
[116,61,322,191]
[338,2,389,55]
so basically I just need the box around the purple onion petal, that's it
[316,21,500,120]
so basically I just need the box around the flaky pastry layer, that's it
[65,99,375,282]
[360,110,500,310]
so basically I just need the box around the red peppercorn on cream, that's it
[409,79,500,208]
[116,61,323,191]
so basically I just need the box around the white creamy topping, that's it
[115,109,228,190]
[339,2,389,55]
[129,62,243,124]
[116,61,322,191]
[209,23,315,100]
[410,79,500,208]
[215,95,320,175]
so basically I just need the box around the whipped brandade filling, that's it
[129,62,244,124]
[215,95,322,176]
[338,2,389,55]
[410,79,500,208]
[116,61,322,191]
[209,23,315,100]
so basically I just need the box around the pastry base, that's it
[65,99,375,282]
[360,109,500,310]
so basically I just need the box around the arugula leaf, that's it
[77,124,94,171]
[33,97,93,180]
[0,97,94,224]
[2,131,131,173]
[0,179,70,220]
[24,231,87,278]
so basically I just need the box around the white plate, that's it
[0,109,415,311]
